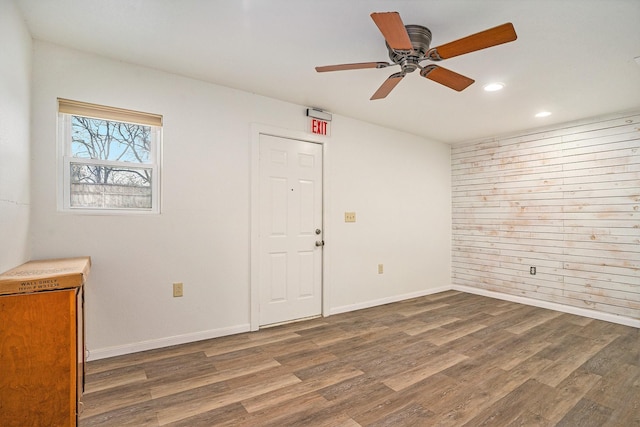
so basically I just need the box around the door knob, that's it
[315,240,325,247]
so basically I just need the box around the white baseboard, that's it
[87,323,251,361]
[88,285,638,361]
[453,285,640,329]
[329,286,452,316]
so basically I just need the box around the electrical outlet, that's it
[378,264,384,274]
[345,212,356,223]
[173,282,183,297]
[530,267,536,275]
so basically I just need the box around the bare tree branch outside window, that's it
[71,116,151,186]
[69,116,154,209]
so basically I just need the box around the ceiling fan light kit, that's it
[316,12,517,100]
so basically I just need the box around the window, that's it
[58,99,162,213]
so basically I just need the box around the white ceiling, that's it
[15,0,640,144]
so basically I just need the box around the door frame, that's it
[250,123,330,331]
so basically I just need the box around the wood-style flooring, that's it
[80,291,640,426]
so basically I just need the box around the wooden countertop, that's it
[0,257,91,296]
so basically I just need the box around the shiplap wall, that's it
[452,112,640,322]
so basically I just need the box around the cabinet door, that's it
[0,290,77,427]
[76,287,84,417]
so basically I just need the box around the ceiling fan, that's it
[315,12,517,100]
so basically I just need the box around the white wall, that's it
[452,112,640,326]
[0,0,32,272]
[327,116,451,313]
[29,41,451,358]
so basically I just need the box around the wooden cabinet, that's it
[0,257,90,427]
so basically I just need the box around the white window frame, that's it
[57,99,162,215]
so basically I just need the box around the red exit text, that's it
[311,118,329,136]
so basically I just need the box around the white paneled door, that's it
[258,134,323,326]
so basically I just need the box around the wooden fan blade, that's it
[315,62,390,72]
[371,73,404,100]
[370,12,413,51]
[421,65,474,91]
[430,23,517,60]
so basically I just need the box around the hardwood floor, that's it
[80,291,640,426]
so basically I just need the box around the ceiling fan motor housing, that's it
[386,25,432,73]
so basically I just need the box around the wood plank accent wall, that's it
[451,112,640,321]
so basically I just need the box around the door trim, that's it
[250,123,330,331]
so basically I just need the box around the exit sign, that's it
[309,118,330,136]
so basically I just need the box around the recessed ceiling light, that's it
[535,111,552,118]
[483,82,505,92]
